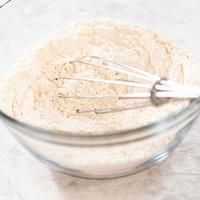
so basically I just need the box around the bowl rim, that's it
[0,100,199,146]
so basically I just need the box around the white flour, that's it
[0,19,200,134]
[1,19,200,177]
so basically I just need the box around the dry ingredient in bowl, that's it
[0,19,200,134]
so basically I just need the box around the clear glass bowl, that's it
[0,0,200,179]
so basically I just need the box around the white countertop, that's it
[0,117,200,200]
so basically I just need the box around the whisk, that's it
[55,56,200,114]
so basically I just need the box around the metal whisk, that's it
[55,56,200,114]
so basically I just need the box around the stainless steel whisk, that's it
[55,56,200,114]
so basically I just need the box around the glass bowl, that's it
[0,0,200,179]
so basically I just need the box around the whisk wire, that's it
[70,56,158,83]
[55,56,200,113]
[90,56,160,81]
[56,77,153,89]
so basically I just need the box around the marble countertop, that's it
[1,0,200,199]
[0,117,200,200]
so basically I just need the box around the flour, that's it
[0,19,199,134]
